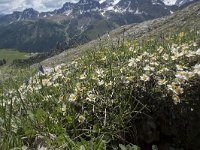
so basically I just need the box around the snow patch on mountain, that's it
[99,0,121,5]
[162,0,177,5]
[175,0,194,6]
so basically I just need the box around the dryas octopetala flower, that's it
[59,95,64,102]
[176,65,187,71]
[144,65,155,71]
[78,115,85,123]
[175,71,194,81]
[129,46,134,52]
[69,94,77,102]
[86,92,96,102]
[196,48,200,55]
[140,74,150,82]
[167,82,183,95]
[171,55,178,60]
[80,72,87,80]
[158,46,164,53]
[193,42,197,47]
[186,51,196,57]
[96,68,104,77]
[101,56,107,61]
[98,79,104,86]
[193,64,200,76]
[172,95,181,105]
[150,61,159,66]
[62,104,67,114]
[126,75,135,82]
[158,79,167,85]
[142,52,150,56]
[162,54,169,60]
[136,55,143,62]
[128,58,137,67]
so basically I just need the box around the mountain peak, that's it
[78,0,99,4]
[55,2,75,14]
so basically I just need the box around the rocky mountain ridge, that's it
[0,0,195,25]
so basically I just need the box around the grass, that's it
[0,49,29,66]
[0,49,32,81]
[0,29,199,149]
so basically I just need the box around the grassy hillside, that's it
[0,49,29,65]
[0,49,31,82]
[0,28,200,149]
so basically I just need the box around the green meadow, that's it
[0,49,29,66]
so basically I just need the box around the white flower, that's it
[167,82,183,95]
[80,72,87,80]
[98,80,104,86]
[78,115,85,123]
[144,65,155,71]
[186,51,196,57]
[96,68,104,77]
[176,65,187,71]
[193,64,200,76]
[158,79,167,85]
[129,46,134,52]
[143,52,150,56]
[86,92,96,102]
[196,49,200,55]
[69,94,77,102]
[158,46,164,53]
[172,95,181,105]
[193,42,197,47]
[62,104,67,114]
[140,74,150,82]
[136,55,143,62]
[162,54,169,60]
[101,56,107,61]
[175,71,194,81]
[128,58,137,67]
[171,55,178,60]
[126,76,135,82]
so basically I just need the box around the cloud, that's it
[0,0,79,14]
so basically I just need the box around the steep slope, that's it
[41,1,200,66]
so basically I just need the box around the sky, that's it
[0,0,80,14]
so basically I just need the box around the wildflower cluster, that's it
[0,31,199,148]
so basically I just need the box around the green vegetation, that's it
[0,49,29,65]
[0,18,118,52]
[0,49,31,82]
[0,20,66,52]
[0,30,200,149]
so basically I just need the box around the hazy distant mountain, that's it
[0,0,197,52]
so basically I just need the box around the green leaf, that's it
[79,145,86,150]
[119,144,127,150]
[35,108,47,123]
[152,145,158,150]
[0,117,4,124]
[132,145,141,150]
[93,124,99,133]
[27,110,34,121]
[66,115,73,124]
